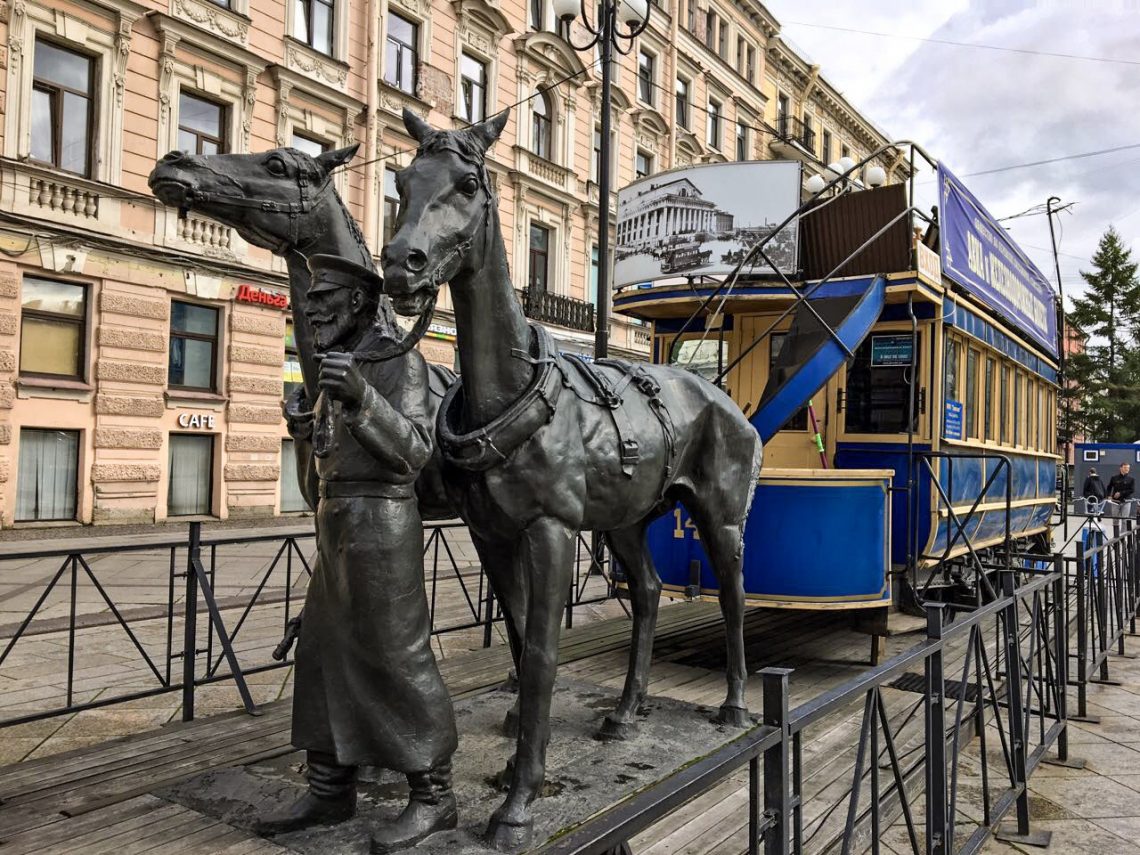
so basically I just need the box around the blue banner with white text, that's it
[938,164,1058,357]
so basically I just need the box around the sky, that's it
[763,0,1140,311]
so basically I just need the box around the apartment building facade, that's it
[0,0,902,527]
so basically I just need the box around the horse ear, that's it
[471,109,509,153]
[315,144,360,173]
[403,108,433,144]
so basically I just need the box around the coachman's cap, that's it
[306,254,385,296]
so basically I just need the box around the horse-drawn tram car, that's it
[611,151,1060,612]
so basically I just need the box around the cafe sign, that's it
[177,412,217,429]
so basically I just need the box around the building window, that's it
[637,50,655,105]
[717,18,727,58]
[284,320,303,399]
[293,0,335,55]
[168,434,214,517]
[736,36,745,74]
[704,9,716,49]
[20,277,87,379]
[532,89,552,159]
[675,77,689,129]
[291,132,328,158]
[459,53,487,123]
[745,46,755,83]
[821,129,832,166]
[735,121,748,161]
[686,0,695,31]
[280,439,311,512]
[169,301,219,391]
[383,166,401,246]
[802,113,815,154]
[777,93,789,135]
[528,223,550,294]
[591,127,602,182]
[30,39,94,177]
[178,92,227,155]
[707,99,721,149]
[530,0,544,30]
[589,244,599,306]
[635,150,652,179]
[841,143,851,160]
[385,12,418,95]
[16,429,79,522]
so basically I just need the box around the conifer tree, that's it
[1068,227,1140,440]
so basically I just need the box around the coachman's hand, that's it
[318,353,366,410]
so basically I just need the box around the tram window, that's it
[1000,365,1010,445]
[965,348,979,438]
[944,339,960,403]
[769,333,808,430]
[1027,379,1037,450]
[669,337,727,384]
[843,334,919,435]
[1013,371,1022,446]
[984,356,995,441]
[1037,383,1045,450]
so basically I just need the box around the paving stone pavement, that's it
[0,521,620,764]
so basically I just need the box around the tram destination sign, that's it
[613,160,802,289]
[938,164,1058,357]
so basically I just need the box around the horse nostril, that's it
[406,249,428,273]
[161,150,186,163]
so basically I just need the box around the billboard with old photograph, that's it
[613,160,802,289]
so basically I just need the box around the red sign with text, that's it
[235,284,289,310]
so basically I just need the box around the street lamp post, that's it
[553,0,650,359]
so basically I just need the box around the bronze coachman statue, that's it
[256,254,459,853]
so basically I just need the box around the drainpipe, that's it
[363,0,382,251]
[667,2,679,165]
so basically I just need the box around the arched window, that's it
[532,89,552,160]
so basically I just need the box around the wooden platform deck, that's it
[0,602,927,855]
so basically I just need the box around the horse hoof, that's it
[485,816,533,852]
[596,714,637,741]
[716,704,750,727]
[502,707,520,738]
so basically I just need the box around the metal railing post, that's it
[181,522,200,723]
[761,667,792,855]
[924,602,948,855]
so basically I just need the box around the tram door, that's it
[733,315,827,469]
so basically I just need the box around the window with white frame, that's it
[735,121,748,161]
[675,76,689,129]
[30,38,95,178]
[530,0,544,31]
[291,131,328,158]
[168,434,214,517]
[280,439,311,512]
[385,12,418,95]
[707,98,721,149]
[293,0,335,55]
[459,52,487,123]
[635,150,653,179]
[532,89,552,159]
[637,49,655,106]
[20,277,87,380]
[821,128,832,166]
[528,223,551,294]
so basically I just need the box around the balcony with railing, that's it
[769,114,817,162]
[523,288,595,333]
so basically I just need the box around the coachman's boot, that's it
[255,751,357,836]
[369,763,458,853]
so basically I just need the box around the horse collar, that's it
[437,324,562,472]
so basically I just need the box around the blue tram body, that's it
[612,159,1060,609]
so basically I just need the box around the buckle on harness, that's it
[632,371,661,397]
[620,438,640,467]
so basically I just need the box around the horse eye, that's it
[266,158,288,176]
[460,176,479,195]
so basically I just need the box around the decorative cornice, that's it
[171,0,249,47]
[284,38,348,89]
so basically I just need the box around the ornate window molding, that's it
[283,0,348,65]
[515,32,587,168]
[284,38,349,91]
[170,0,250,49]
[379,5,433,116]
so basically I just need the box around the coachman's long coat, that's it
[285,335,457,772]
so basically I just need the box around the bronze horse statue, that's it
[383,108,763,850]
[147,146,454,519]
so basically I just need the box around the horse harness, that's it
[438,324,677,485]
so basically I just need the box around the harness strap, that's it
[438,325,563,471]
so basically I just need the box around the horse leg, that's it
[597,520,660,741]
[471,533,527,742]
[687,501,751,727]
[486,516,574,852]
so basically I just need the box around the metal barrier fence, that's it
[0,520,615,728]
[544,523,1140,855]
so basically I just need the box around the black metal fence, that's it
[0,520,615,728]
[543,522,1140,855]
